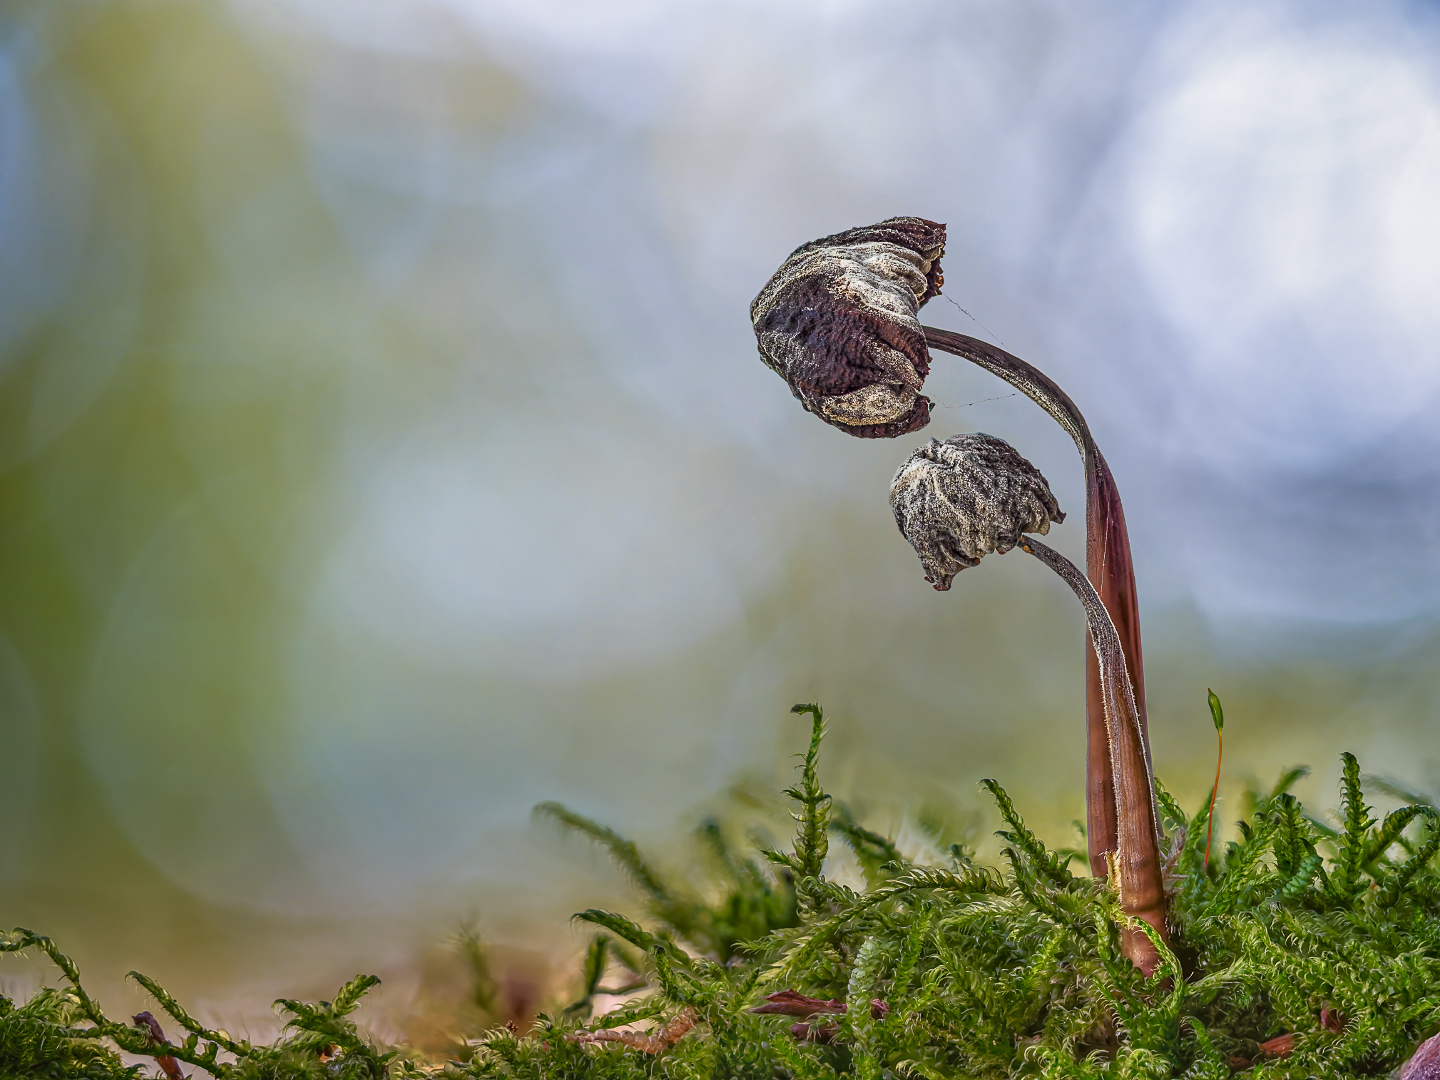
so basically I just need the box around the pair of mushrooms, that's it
[752,218,1166,974]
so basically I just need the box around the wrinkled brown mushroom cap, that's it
[751,217,945,438]
[1400,1031,1440,1080]
[890,432,1065,590]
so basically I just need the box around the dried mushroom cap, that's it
[890,432,1065,590]
[751,217,946,438]
[1401,1031,1440,1080]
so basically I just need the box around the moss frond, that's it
[8,710,1440,1079]
[788,702,833,886]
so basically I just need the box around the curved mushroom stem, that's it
[920,326,1150,882]
[1017,534,1167,976]
[920,327,1092,456]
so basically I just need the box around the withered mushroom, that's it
[889,432,1167,975]
[888,433,1064,590]
[750,217,945,438]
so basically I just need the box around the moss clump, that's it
[6,704,1440,1078]
[0,931,419,1079]
[473,706,1440,1080]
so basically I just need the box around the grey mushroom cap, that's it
[889,432,1065,590]
[750,217,945,439]
[1401,1031,1440,1080]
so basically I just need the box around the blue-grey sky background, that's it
[4,0,1440,1029]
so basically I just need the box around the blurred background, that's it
[4,0,1440,1041]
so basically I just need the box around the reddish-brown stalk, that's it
[1019,535,1167,975]
[920,328,1151,878]
[1204,732,1222,868]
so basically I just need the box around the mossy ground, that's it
[6,704,1440,1079]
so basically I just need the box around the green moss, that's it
[6,706,1440,1078]
[0,932,420,1079]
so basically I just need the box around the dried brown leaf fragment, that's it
[750,990,845,1017]
[570,1006,697,1054]
[131,1011,185,1080]
[751,990,889,1044]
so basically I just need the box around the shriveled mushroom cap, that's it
[1400,1031,1440,1080]
[890,432,1065,590]
[751,217,945,438]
